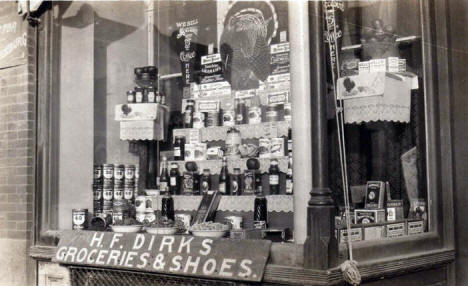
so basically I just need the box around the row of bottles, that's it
[157,156,293,196]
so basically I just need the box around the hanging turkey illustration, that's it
[220,1,278,90]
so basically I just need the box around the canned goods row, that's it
[94,185,135,201]
[94,164,138,181]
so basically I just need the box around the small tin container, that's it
[124,186,134,202]
[248,106,262,124]
[124,164,135,180]
[265,105,280,122]
[146,86,156,103]
[103,186,113,201]
[206,112,219,127]
[72,209,88,230]
[225,216,243,230]
[192,112,205,129]
[135,196,146,213]
[93,165,103,181]
[103,164,114,179]
[114,164,125,180]
[113,186,124,200]
[222,108,236,127]
[135,87,144,103]
[93,184,103,201]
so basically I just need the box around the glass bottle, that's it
[231,168,242,196]
[184,99,195,128]
[219,157,230,195]
[200,169,211,193]
[253,195,267,229]
[161,194,174,221]
[159,157,170,195]
[169,163,180,195]
[174,136,185,161]
[286,154,293,194]
[269,159,280,195]
[135,87,144,103]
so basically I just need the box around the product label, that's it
[270,42,290,54]
[286,179,293,194]
[269,174,279,185]
[197,100,220,112]
[103,189,113,201]
[219,182,226,194]
[147,92,155,103]
[114,189,123,200]
[232,181,239,194]
[387,207,396,221]
[174,147,181,157]
[201,180,209,192]
[159,182,168,193]
[135,92,143,103]
[124,189,134,200]
[170,177,177,186]
[182,173,194,194]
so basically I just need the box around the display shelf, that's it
[173,120,291,142]
[167,156,289,174]
[146,194,293,213]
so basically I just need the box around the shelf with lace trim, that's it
[167,156,288,175]
[172,120,291,143]
[145,194,293,213]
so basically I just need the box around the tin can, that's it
[205,112,219,127]
[114,164,125,180]
[93,184,103,201]
[103,164,114,179]
[225,216,243,230]
[112,211,124,224]
[103,200,113,211]
[114,186,124,200]
[135,196,146,213]
[124,164,135,180]
[222,109,236,127]
[93,165,103,181]
[265,105,280,122]
[72,209,88,230]
[103,186,113,201]
[90,213,111,231]
[225,128,241,158]
[124,186,134,202]
[248,106,262,124]
[161,195,174,221]
[192,112,205,129]
[175,213,192,231]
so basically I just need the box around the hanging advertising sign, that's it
[0,3,27,69]
[54,230,271,282]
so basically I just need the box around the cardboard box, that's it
[355,209,386,224]
[386,221,406,238]
[115,103,168,121]
[338,227,363,243]
[407,219,425,235]
[363,224,385,241]
[386,200,404,221]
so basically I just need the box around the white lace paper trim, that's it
[168,157,288,174]
[148,195,293,213]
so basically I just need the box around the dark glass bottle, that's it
[253,195,267,229]
[235,99,247,125]
[219,157,230,195]
[184,100,195,128]
[231,168,242,196]
[161,194,174,221]
[159,157,170,195]
[286,153,293,194]
[200,169,211,193]
[169,163,180,195]
[174,136,185,161]
[269,159,280,195]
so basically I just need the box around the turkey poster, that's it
[216,1,289,91]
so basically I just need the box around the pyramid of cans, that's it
[93,163,138,223]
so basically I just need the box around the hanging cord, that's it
[323,2,361,285]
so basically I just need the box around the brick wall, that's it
[0,8,36,286]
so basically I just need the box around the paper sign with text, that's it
[54,231,271,282]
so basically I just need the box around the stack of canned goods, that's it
[92,163,139,224]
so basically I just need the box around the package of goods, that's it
[184,143,207,161]
[363,224,385,241]
[115,103,169,121]
[407,219,425,235]
[338,227,363,243]
[270,138,285,157]
[259,138,271,158]
[270,42,290,75]
[386,221,406,238]
[386,200,404,221]
[200,53,225,83]
[268,90,289,105]
[206,146,223,160]
[365,181,386,209]
[354,209,386,224]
